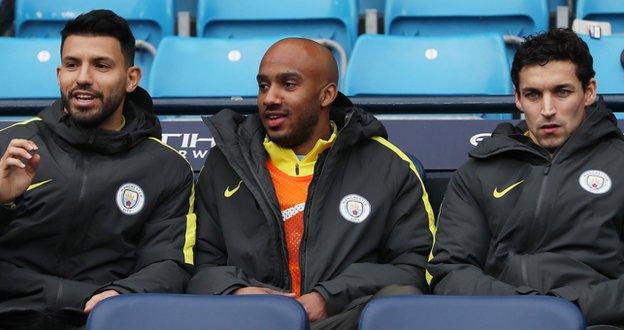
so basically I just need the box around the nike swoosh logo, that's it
[224,180,243,198]
[493,180,524,199]
[27,179,52,192]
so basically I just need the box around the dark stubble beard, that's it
[60,88,125,129]
[267,109,320,150]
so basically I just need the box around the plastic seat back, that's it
[149,36,279,98]
[0,37,60,99]
[87,294,309,330]
[359,295,585,330]
[345,34,512,96]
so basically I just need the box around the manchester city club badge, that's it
[116,183,146,215]
[578,170,611,195]
[339,194,371,223]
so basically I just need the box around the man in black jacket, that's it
[430,29,624,328]
[0,10,195,329]
[187,38,434,329]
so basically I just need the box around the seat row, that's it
[1,33,623,100]
[86,294,585,330]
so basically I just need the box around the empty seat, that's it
[0,37,60,99]
[344,34,512,96]
[196,0,358,54]
[87,294,309,330]
[15,0,174,44]
[15,0,176,87]
[581,34,624,94]
[576,0,624,34]
[149,37,278,98]
[385,0,549,37]
[359,295,585,330]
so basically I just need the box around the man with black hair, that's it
[187,38,434,329]
[430,28,624,328]
[0,9,195,328]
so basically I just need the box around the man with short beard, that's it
[0,10,195,329]
[429,29,624,328]
[187,38,434,329]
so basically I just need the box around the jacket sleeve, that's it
[313,157,434,315]
[550,275,624,325]
[96,165,195,295]
[0,260,99,310]
[185,162,254,295]
[429,165,537,296]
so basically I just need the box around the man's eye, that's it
[524,92,539,100]
[258,83,269,91]
[557,89,572,97]
[284,82,296,89]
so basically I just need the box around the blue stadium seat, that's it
[576,0,624,34]
[149,37,278,98]
[581,35,624,94]
[0,37,59,99]
[385,0,549,37]
[87,294,309,330]
[15,0,174,43]
[359,296,585,330]
[15,0,176,87]
[344,34,512,96]
[196,0,358,54]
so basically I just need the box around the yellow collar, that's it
[114,115,126,131]
[264,121,337,176]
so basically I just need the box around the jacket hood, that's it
[470,96,622,160]
[38,87,161,154]
[205,92,386,150]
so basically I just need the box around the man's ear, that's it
[514,88,524,113]
[584,78,597,106]
[320,82,338,108]
[126,66,142,93]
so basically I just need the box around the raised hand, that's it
[0,139,40,204]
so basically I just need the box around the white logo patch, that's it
[116,183,145,215]
[339,194,371,223]
[579,170,611,194]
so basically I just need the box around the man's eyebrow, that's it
[520,87,540,93]
[62,55,115,63]
[277,72,302,80]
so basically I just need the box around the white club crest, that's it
[578,170,611,195]
[339,194,371,223]
[116,183,145,215]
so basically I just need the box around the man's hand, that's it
[234,286,295,297]
[0,139,40,204]
[83,290,120,313]
[297,292,328,322]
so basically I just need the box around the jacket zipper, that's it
[299,143,337,294]
[242,153,291,289]
[299,161,322,294]
[522,149,559,285]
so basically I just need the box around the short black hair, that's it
[511,28,595,92]
[60,9,135,66]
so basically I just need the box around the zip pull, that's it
[295,163,300,176]
[544,163,551,175]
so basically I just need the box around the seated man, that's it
[0,10,195,328]
[187,38,434,329]
[429,28,624,328]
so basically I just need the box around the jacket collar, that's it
[38,87,161,155]
[263,121,337,176]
